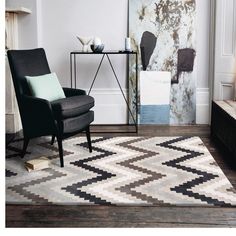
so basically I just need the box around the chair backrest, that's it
[7,48,51,101]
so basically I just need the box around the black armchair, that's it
[7,48,94,167]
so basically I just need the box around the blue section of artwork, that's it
[140,105,170,124]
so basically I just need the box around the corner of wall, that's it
[36,0,42,47]
[195,0,212,125]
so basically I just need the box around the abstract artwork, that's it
[129,0,196,124]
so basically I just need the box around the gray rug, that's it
[6,136,236,206]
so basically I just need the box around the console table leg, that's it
[106,54,136,125]
[88,54,105,95]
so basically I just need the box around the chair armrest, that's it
[63,87,86,97]
[21,95,57,137]
[22,95,53,113]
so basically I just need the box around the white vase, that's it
[93,37,102,46]
[82,45,89,52]
[76,36,93,52]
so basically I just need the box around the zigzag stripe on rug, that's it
[6,136,236,206]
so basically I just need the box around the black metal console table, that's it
[70,50,138,133]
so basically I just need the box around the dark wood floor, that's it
[6,125,236,227]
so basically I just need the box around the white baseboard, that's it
[84,88,128,124]
[196,88,210,124]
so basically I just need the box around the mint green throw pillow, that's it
[25,72,66,102]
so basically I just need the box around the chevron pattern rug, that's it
[6,136,236,206]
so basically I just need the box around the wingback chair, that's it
[7,48,94,167]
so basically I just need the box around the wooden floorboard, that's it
[6,125,236,228]
[6,205,236,228]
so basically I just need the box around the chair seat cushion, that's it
[62,111,94,134]
[51,95,94,119]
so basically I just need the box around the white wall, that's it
[196,0,211,124]
[41,0,129,124]
[40,0,128,89]
[213,0,236,101]
[6,0,129,124]
[6,0,212,125]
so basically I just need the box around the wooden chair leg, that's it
[57,136,64,167]
[21,138,30,158]
[50,135,56,145]
[86,126,92,153]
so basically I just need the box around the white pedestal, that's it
[140,71,171,124]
